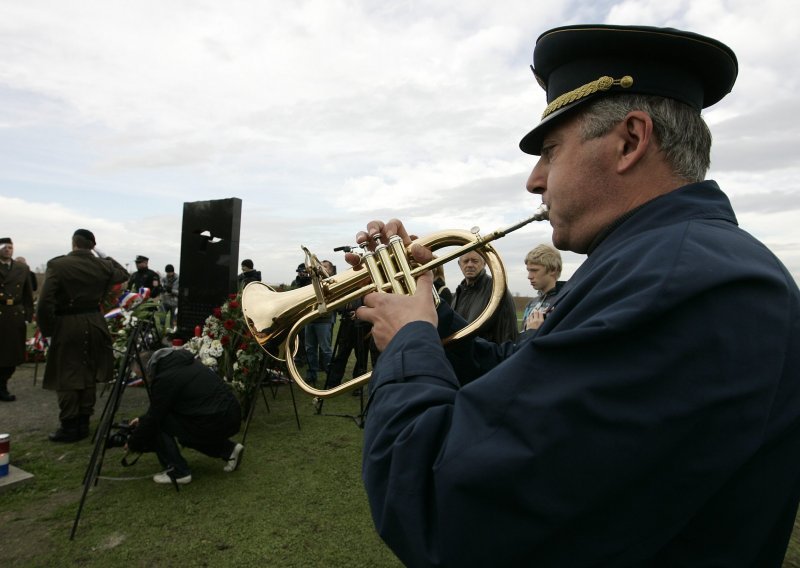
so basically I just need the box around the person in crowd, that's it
[305,307,334,388]
[128,255,162,298]
[14,256,37,293]
[292,263,311,289]
[324,298,378,390]
[321,259,336,277]
[291,262,333,386]
[160,264,179,326]
[0,238,34,402]
[432,265,453,305]
[321,260,338,344]
[125,348,243,485]
[450,250,518,343]
[348,24,800,567]
[519,244,566,333]
[237,258,261,288]
[291,263,311,367]
[36,229,128,442]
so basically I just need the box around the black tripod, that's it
[70,319,158,540]
[314,315,372,427]
[241,354,301,445]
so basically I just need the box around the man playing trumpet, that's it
[349,24,800,567]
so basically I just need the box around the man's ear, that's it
[616,110,653,174]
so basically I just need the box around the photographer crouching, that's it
[125,348,244,485]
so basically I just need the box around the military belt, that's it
[56,306,101,316]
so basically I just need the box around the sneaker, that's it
[153,471,192,485]
[224,443,244,473]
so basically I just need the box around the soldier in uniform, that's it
[128,255,162,298]
[0,237,34,402]
[36,229,129,443]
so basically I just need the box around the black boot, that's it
[0,374,15,402]
[49,418,82,443]
[77,415,91,440]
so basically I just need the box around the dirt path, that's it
[0,362,148,443]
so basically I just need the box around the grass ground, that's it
[0,362,401,567]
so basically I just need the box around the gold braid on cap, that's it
[542,75,633,119]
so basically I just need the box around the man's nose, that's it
[526,158,547,195]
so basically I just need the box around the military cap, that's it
[519,24,738,155]
[135,255,149,263]
[241,259,254,269]
[0,237,12,245]
[73,229,96,245]
[296,263,306,272]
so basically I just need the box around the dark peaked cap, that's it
[519,24,738,155]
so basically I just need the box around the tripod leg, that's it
[72,322,142,540]
[258,356,271,412]
[288,376,301,430]
[241,355,269,446]
[260,384,271,413]
[240,387,259,447]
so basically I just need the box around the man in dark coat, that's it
[126,348,243,485]
[0,237,34,402]
[237,258,261,288]
[127,255,162,298]
[36,229,129,442]
[451,251,518,343]
[351,25,800,567]
[160,263,179,326]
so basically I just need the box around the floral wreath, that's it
[104,285,264,398]
[181,292,264,396]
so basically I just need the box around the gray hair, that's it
[578,94,712,182]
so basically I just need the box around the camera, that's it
[105,421,136,449]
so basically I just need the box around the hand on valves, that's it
[344,218,438,351]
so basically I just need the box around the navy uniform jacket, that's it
[362,180,800,567]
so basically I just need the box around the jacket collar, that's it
[586,180,737,256]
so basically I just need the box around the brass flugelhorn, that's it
[242,204,549,398]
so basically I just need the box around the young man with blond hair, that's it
[520,244,565,332]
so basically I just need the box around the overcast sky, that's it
[1,0,799,297]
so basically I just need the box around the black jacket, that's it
[451,270,518,343]
[128,349,240,453]
[128,268,162,298]
[238,270,261,288]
